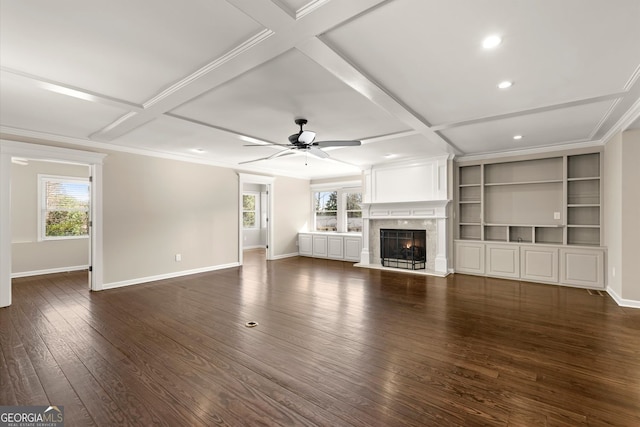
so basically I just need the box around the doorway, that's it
[0,140,106,308]
[237,173,274,266]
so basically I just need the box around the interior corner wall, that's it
[11,160,90,275]
[102,151,239,286]
[604,129,640,304]
[604,132,623,297]
[621,129,640,301]
[273,176,311,256]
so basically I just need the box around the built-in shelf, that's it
[484,179,563,186]
[567,177,600,182]
[457,150,602,248]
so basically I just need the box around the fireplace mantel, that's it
[363,200,451,220]
[358,156,452,276]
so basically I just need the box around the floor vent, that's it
[587,289,605,296]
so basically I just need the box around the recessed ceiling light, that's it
[497,80,513,89]
[384,153,397,159]
[192,148,205,153]
[482,35,502,49]
[513,135,523,140]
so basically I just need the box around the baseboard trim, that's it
[243,245,266,250]
[102,262,240,291]
[12,265,89,278]
[270,252,299,260]
[607,286,640,309]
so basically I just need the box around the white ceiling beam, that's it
[91,0,389,142]
[0,67,142,112]
[297,37,460,155]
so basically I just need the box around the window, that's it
[314,191,338,231]
[345,192,362,232]
[243,193,257,228]
[312,186,362,233]
[39,175,90,240]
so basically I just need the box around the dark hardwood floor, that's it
[2,249,639,426]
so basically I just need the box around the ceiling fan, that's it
[240,118,361,165]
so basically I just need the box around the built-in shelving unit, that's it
[566,153,601,246]
[454,149,605,289]
[456,152,601,246]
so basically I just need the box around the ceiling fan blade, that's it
[238,149,296,164]
[243,143,290,147]
[309,147,330,159]
[314,140,361,147]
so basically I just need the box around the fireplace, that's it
[380,229,426,270]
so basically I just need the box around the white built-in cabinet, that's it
[298,234,313,256]
[454,149,606,290]
[298,233,362,262]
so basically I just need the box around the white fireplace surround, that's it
[357,156,452,276]
[358,200,451,275]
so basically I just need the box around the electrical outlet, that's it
[554,212,561,220]
[175,254,182,262]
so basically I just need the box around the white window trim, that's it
[310,182,362,233]
[242,191,259,229]
[38,174,90,242]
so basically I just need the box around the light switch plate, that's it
[554,212,561,220]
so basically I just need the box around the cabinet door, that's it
[327,235,344,260]
[454,241,485,275]
[520,246,559,283]
[486,244,520,279]
[344,236,362,262]
[298,234,313,256]
[312,235,328,258]
[560,248,605,289]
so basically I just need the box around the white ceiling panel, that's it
[110,116,250,164]
[1,1,639,179]
[322,0,640,125]
[332,133,447,167]
[440,100,615,155]
[171,48,410,143]
[0,0,264,104]
[0,75,128,138]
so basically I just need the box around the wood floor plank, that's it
[4,250,640,426]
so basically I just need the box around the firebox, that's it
[380,229,426,270]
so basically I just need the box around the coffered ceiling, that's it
[1,0,639,178]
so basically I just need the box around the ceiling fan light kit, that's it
[242,118,361,164]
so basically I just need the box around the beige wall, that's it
[604,129,640,302]
[11,160,90,274]
[621,129,640,301]
[102,151,239,285]
[273,175,311,255]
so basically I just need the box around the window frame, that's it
[242,191,259,229]
[37,174,91,242]
[311,182,362,233]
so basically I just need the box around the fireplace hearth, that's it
[380,229,426,270]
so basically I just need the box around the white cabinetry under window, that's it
[298,233,362,262]
[327,235,344,260]
[298,234,313,256]
[312,235,328,258]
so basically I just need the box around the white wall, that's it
[604,129,640,305]
[11,160,90,275]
